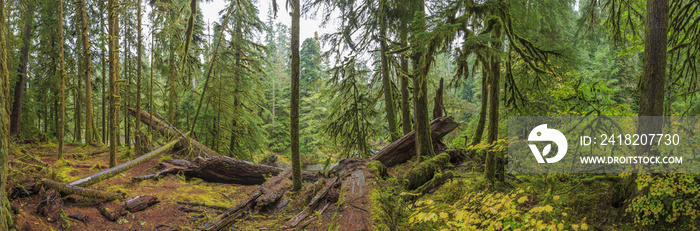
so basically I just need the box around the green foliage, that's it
[627,173,700,228]
[323,58,380,158]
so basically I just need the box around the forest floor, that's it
[6,142,347,231]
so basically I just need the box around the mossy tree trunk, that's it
[1,0,13,228]
[101,8,107,144]
[432,78,444,119]
[290,0,302,192]
[484,47,503,181]
[380,0,399,141]
[135,0,143,153]
[80,0,95,145]
[57,0,67,160]
[109,0,121,167]
[412,0,434,162]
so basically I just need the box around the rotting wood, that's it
[370,117,460,167]
[96,203,120,222]
[204,169,294,231]
[36,189,63,221]
[125,195,159,212]
[42,179,121,201]
[402,152,451,190]
[284,176,338,229]
[68,138,180,187]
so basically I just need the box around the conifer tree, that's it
[57,0,66,160]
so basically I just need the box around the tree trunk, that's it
[10,6,34,138]
[380,0,399,141]
[370,117,459,167]
[108,0,121,167]
[124,18,131,149]
[1,0,13,228]
[411,0,433,162]
[135,0,143,153]
[471,63,488,146]
[400,31,412,135]
[433,78,444,119]
[290,0,302,192]
[613,0,669,207]
[79,0,94,145]
[484,52,502,181]
[402,153,450,190]
[101,9,107,144]
[168,34,176,125]
[57,0,66,160]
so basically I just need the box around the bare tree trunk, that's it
[290,0,302,192]
[57,0,67,160]
[10,5,35,138]
[108,0,121,167]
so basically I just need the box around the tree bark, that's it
[291,0,302,192]
[433,78,444,119]
[400,31,412,135]
[79,0,95,145]
[411,0,433,162]
[125,195,159,212]
[101,8,107,144]
[472,63,488,146]
[108,0,121,167]
[380,0,399,141]
[484,52,502,181]
[135,0,143,151]
[370,117,459,167]
[10,6,34,138]
[0,0,12,228]
[57,0,67,160]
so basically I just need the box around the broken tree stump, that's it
[42,179,121,201]
[125,195,160,212]
[370,117,460,167]
[68,138,180,187]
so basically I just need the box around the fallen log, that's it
[68,138,180,187]
[402,153,451,190]
[128,107,217,158]
[370,117,460,167]
[125,195,159,212]
[204,169,293,231]
[284,176,338,228]
[42,179,121,201]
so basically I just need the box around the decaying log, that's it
[96,203,121,222]
[402,153,451,190]
[370,117,460,167]
[125,195,160,212]
[37,189,63,221]
[68,138,180,187]
[284,176,338,229]
[204,169,293,231]
[42,179,121,201]
[128,107,218,158]
[333,158,377,231]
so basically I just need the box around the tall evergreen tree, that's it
[290,0,302,191]
[57,0,66,160]
[108,0,121,167]
[0,0,12,228]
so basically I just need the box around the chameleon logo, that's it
[528,124,568,163]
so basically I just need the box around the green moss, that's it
[367,160,387,180]
[4,197,14,229]
[54,163,79,182]
[119,149,133,160]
